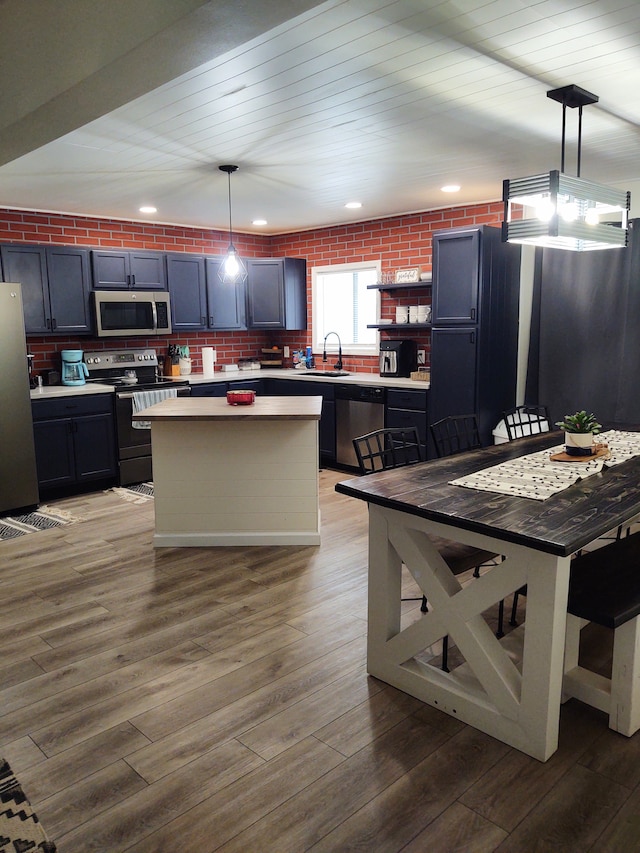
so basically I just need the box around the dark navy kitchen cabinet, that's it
[45,246,92,333]
[385,388,428,454]
[432,228,481,325]
[32,394,117,490]
[91,249,167,290]
[0,243,92,334]
[246,258,306,330]
[167,253,207,331]
[205,257,247,330]
[429,225,520,451]
[227,379,264,394]
[189,382,228,398]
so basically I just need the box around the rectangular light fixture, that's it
[502,170,630,251]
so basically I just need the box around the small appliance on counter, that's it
[61,350,89,386]
[379,340,417,377]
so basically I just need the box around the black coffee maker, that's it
[379,340,417,377]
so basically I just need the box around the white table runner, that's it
[450,430,640,501]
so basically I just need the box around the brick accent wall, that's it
[1,202,505,375]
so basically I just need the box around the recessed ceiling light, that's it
[139,205,157,214]
[252,219,267,226]
[345,201,362,209]
[441,185,460,193]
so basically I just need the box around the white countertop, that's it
[31,368,429,400]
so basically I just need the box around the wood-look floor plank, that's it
[401,802,508,853]
[493,764,631,853]
[0,468,639,852]
[306,727,509,853]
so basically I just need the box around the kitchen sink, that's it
[300,370,351,377]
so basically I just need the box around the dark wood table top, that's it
[336,431,640,556]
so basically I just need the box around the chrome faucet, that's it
[323,331,343,371]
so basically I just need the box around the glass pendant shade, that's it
[503,170,630,251]
[502,84,630,252]
[218,164,247,283]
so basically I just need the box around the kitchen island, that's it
[136,395,323,547]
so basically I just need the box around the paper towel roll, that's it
[202,347,215,376]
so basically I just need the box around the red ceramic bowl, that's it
[226,389,256,405]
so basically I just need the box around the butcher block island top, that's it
[133,395,323,422]
[137,396,323,548]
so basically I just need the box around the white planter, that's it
[565,431,593,456]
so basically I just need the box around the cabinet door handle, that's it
[470,308,476,321]
[201,316,206,326]
[51,318,57,330]
[209,316,214,325]
[46,318,51,330]
[470,331,475,344]
[131,274,136,287]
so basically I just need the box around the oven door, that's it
[115,385,189,485]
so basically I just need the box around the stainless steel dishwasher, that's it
[335,384,385,467]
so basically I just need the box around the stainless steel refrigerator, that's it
[0,283,39,513]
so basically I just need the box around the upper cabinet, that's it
[246,258,307,330]
[0,243,92,334]
[166,253,207,331]
[205,257,247,330]
[431,229,480,325]
[91,250,167,290]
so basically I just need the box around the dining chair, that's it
[353,426,496,670]
[502,404,551,441]
[430,414,482,458]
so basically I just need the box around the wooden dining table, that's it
[335,431,640,761]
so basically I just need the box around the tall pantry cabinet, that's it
[428,225,521,455]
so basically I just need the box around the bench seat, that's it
[563,533,640,736]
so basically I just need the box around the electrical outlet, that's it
[417,349,426,365]
[283,345,290,358]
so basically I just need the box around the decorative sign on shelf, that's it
[394,267,421,284]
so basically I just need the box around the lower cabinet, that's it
[189,379,265,397]
[190,382,228,398]
[385,388,428,456]
[32,394,117,491]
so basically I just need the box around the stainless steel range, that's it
[85,348,190,486]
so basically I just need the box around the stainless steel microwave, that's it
[93,290,172,337]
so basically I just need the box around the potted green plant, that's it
[555,410,602,456]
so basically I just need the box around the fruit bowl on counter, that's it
[226,389,256,406]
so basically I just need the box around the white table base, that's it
[367,504,572,761]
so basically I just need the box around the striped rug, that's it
[108,482,155,504]
[0,506,79,541]
[0,757,57,851]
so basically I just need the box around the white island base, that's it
[136,396,322,547]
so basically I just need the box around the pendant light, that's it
[502,85,630,251]
[218,164,247,283]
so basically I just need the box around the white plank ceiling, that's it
[0,0,639,234]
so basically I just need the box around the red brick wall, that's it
[1,202,505,375]
[270,202,506,372]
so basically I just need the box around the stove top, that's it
[84,347,188,391]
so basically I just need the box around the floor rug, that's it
[0,506,79,541]
[0,757,57,851]
[108,482,154,504]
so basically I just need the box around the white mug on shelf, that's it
[417,306,429,323]
[409,305,419,323]
[395,306,409,324]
